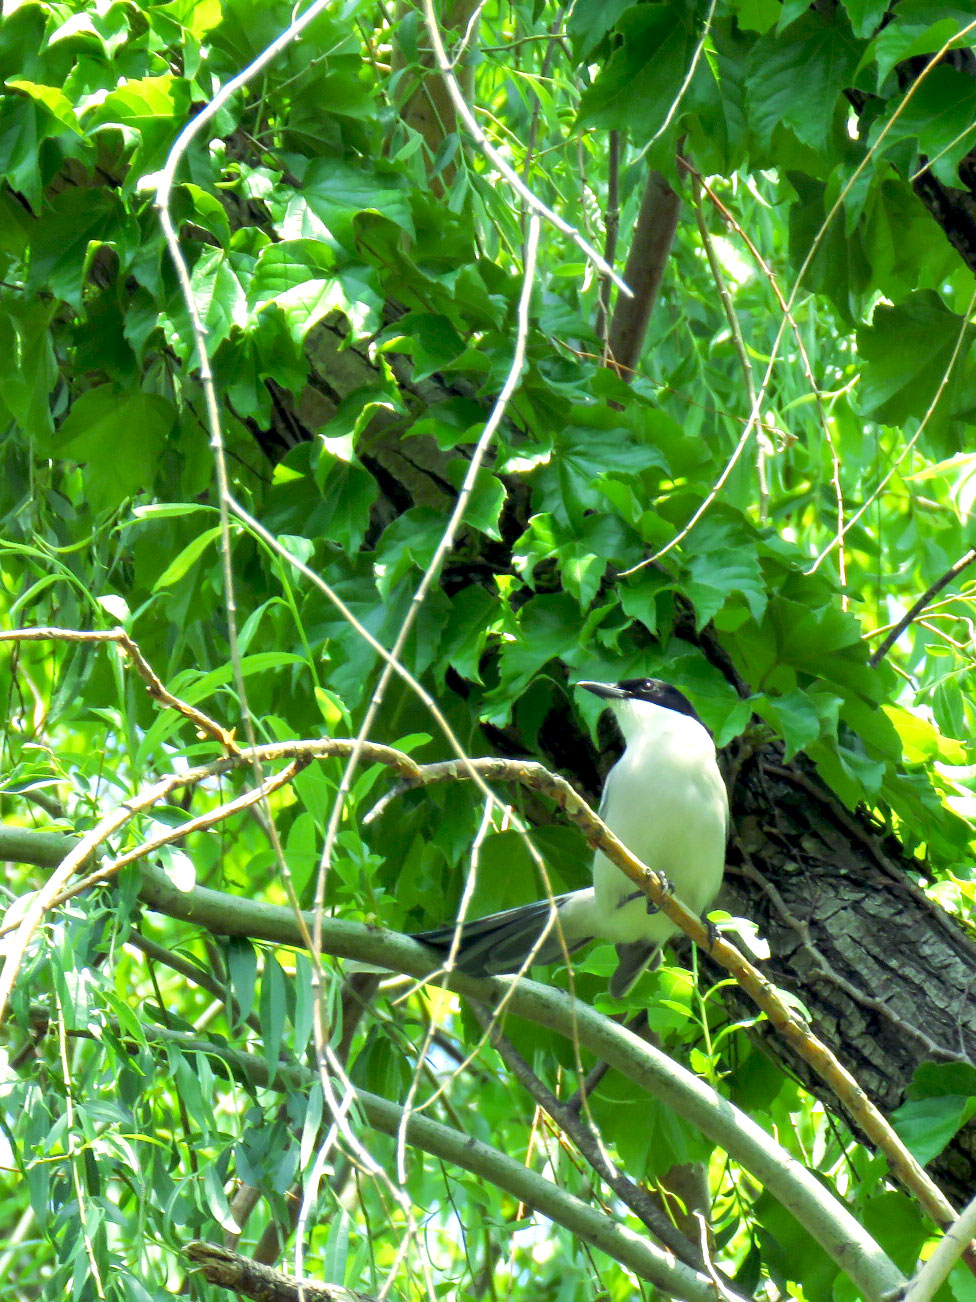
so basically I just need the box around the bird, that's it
[411,678,729,998]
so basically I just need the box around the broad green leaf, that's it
[226,937,257,1024]
[5,79,82,134]
[294,157,413,252]
[56,386,174,509]
[259,952,287,1079]
[577,4,696,139]
[892,1091,976,1165]
[747,15,860,154]
[857,292,974,433]
[567,0,635,54]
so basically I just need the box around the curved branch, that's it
[0,739,965,1257]
[136,1027,739,1302]
[135,862,903,1302]
[869,548,976,666]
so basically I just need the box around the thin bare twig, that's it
[42,760,307,913]
[419,0,629,295]
[0,627,239,752]
[468,1000,715,1275]
[678,159,849,600]
[809,280,976,575]
[869,547,976,665]
[623,18,976,575]
[690,174,765,517]
[313,215,542,963]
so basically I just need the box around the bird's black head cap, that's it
[579,677,703,726]
[617,677,702,725]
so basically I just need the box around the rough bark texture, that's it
[184,1240,379,1302]
[715,747,976,1207]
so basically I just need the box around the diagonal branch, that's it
[0,626,239,752]
[869,547,976,666]
[2,736,971,1262]
[606,169,681,378]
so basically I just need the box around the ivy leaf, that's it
[870,66,976,186]
[754,689,841,760]
[866,5,976,86]
[567,0,635,56]
[294,157,413,253]
[186,247,250,350]
[5,79,83,135]
[857,292,975,436]
[892,1086,976,1165]
[682,515,767,629]
[487,593,582,718]
[56,386,174,509]
[747,14,860,154]
[842,0,889,40]
[83,74,192,176]
[577,3,696,139]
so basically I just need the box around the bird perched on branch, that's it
[412,678,729,997]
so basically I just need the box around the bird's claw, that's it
[621,872,673,916]
[701,911,720,951]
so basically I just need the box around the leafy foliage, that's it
[2,0,976,1299]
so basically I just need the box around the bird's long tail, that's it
[411,890,592,977]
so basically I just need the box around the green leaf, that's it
[871,66,976,186]
[731,0,780,34]
[151,525,222,591]
[577,3,696,139]
[290,157,413,252]
[867,5,976,85]
[857,292,974,434]
[892,1091,976,1165]
[755,689,841,759]
[322,1207,352,1286]
[259,952,288,1079]
[226,937,257,1024]
[437,585,499,683]
[185,247,250,350]
[841,0,888,39]
[56,386,174,509]
[384,312,466,382]
[747,15,860,154]
[5,79,83,135]
[0,301,57,440]
[567,0,635,55]
[488,593,582,718]
[682,515,767,629]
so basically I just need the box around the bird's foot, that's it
[621,872,673,916]
[700,911,720,951]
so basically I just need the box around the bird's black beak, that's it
[577,680,628,701]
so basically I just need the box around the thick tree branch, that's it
[607,169,681,377]
[94,913,902,1302]
[185,1240,378,1302]
[0,734,968,1256]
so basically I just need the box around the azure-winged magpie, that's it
[412,678,729,997]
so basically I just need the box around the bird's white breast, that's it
[590,710,728,945]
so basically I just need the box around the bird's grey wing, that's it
[608,941,660,999]
[411,890,592,977]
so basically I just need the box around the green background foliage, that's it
[3,0,976,1298]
